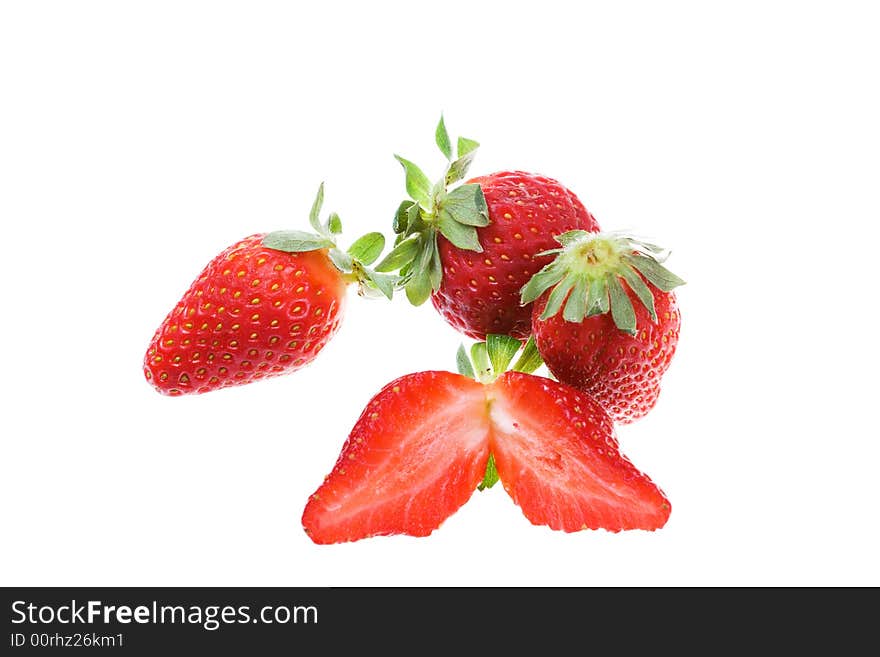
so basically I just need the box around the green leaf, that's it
[520,261,566,305]
[404,267,432,306]
[429,237,442,291]
[457,136,480,157]
[393,200,413,234]
[470,342,491,381]
[511,336,544,374]
[398,259,413,279]
[487,334,522,376]
[374,235,421,273]
[263,230,334,253]
[634,240,668,256]
[328,248,354,273]
[447,150,478,185]
[477,453,499,491]
[586,277,609,317]
[327,212,342,235]
[431,176,447,201]
[534,248,564,258]
[347,232,386,266]
[442,184,490,227]
[418,232,436,269]
[438,210,483,251]
[364,269,396,300]
[540,275,577,320]
[394,155,432,206]
[625,254,686,292]
[308,182,325,234]
[403,238,436,305]
[404,201,424,238]
[619,265,657,322]
[562,276,590,323]
[608,274,637,334]
[435,115,452,160]
[456,344,475,379]
[555,230,591,246]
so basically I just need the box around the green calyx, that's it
[520,230,686,335]
[478,454,499,491]
[455,334,543,384]
[455,334,544,491]
[262,182,399,300]
[375,116,490,306]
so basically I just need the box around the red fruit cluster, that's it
[144,118,684,544]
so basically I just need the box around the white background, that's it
[2,1,878,587]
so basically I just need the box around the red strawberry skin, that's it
[432,171,599,340]
[303,369,670,544]
[531,280,680,424]
[489,371,671,532]
[302,371,490,544]
[144,234,347,396]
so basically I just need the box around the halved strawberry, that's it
[489,371,671,532]
[301,371,490,544]
[302,338,670,543]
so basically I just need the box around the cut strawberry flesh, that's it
[302,371,490,544]
[489,372,671,532]
[303,370,671,544]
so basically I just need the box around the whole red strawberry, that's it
[302,337,671,544]
[432,171,599,339]
[522,230,685,423]
[376,118,599,340]
[144,185,395,396]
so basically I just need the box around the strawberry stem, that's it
[262,183,398,300]
[455,334,542,384]
[453,335,543,494]
[386,117,490,306]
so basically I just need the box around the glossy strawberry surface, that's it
[144,234,346,395]
[532,281,680,423]
[431,171,599,340]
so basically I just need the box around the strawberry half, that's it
[144,185,396,396]
[301,371,491,544]
[490,371,670,532]
[375,117,599,340]
[522,230,685,423]
[302,337,670,543]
